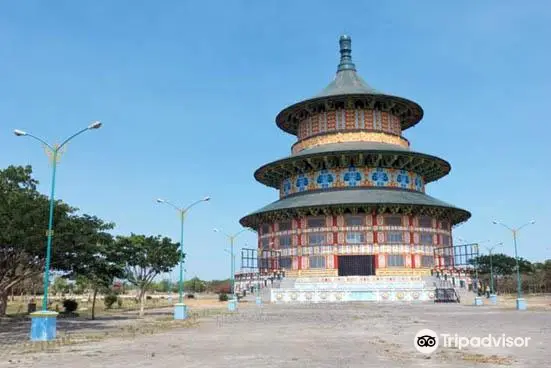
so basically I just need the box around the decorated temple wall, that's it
[279,167,424,198]
[257,214,452,273]
[293,109,409,153]
[297,109,401,140]
[292,131,410,154]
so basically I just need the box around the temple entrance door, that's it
[338,255,376,276]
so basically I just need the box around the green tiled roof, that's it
[275,36,423,135]
[240,188,471,227]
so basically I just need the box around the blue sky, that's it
[1,1,550,280]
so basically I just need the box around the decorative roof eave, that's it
[239,203,470,229]
[275,93,424,136]
[254,150,451,188]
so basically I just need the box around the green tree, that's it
[0,165,117,315]
[472,253,533,276]
[69,237,125,320]
[185,277,206,293]
[51,277,69,296]
[117,234,180,317]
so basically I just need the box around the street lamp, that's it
[485,242,503,303]
[157,196,210,319]
[14,122,102,341]
[493,220,535,310]
[456,237,489,306]
[213,228,248,311]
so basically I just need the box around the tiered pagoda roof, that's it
[240,35,470,228]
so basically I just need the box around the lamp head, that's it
[14,129,27,136]
[88,121,102,129]
[492,220,499,225]
[156,198,165,203]
[213,228,220,233]
[530,220,536,225]
[203,196,211,202]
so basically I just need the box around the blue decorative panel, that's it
[281,167,425,198]
[342,165,362,187]
[296,174,309,192]
[316,169,335,189]
[369,168,389,186]
[396,170,410,188]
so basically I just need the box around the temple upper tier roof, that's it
[275,35,424,136]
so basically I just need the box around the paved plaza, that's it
[2,300,550,368]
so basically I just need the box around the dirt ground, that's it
[1,295,550,368]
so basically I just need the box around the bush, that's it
[146,295,152,300]
[117,297,123,308]
[104,294,118,309]
[218,293,228,302]
[186,294,195,299]
[62,299,79,313]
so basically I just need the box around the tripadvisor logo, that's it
[414,329,439,354]
[414,329,532,354]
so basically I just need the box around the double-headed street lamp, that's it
[157,196,210,319]
[493,220,535,310]
[14,122,102,341]
[213,228,248,310]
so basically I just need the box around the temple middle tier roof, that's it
[254,144,451,189]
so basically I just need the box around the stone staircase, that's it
[269,276,436,303]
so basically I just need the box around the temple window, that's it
[418,216,432,228]
[440,221,449,230]
[279,235,292,249]
[310,256,326,268]
[307,217,325,228]
[261,237,270,249]
[261,224,271,234]
[280,257,292,269]
[279,220,292,231]
[387,254,404,267]
[387,231,403,243]
[421,256,434,267]
[320,112,327,132]
[384,215,402,226]
[308,233,326,245]
[336,109,346,129]
[420,233,433,245]
[441,234,450,246]
[345,215,364,226]
[346,231,365,244]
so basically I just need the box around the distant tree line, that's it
[471,254,551,294]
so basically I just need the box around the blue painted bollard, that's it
[255,296,263,306]
[516,298,527,310]
[474,296,483,306]
[174,303,188,320]
[30,311,58,341]
[489,294,497,305]
[227,299,237,312]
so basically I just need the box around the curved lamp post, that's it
[157,196,210,319]
[485,242,503,304]
[14,122,102,341]
[492,220,535,310]
[213,228,248,311]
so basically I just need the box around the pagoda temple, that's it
[240,35,470,283]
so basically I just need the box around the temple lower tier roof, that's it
[239,188,471,228]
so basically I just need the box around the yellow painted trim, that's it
[30,311,58,318]
[292,131,409,154]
